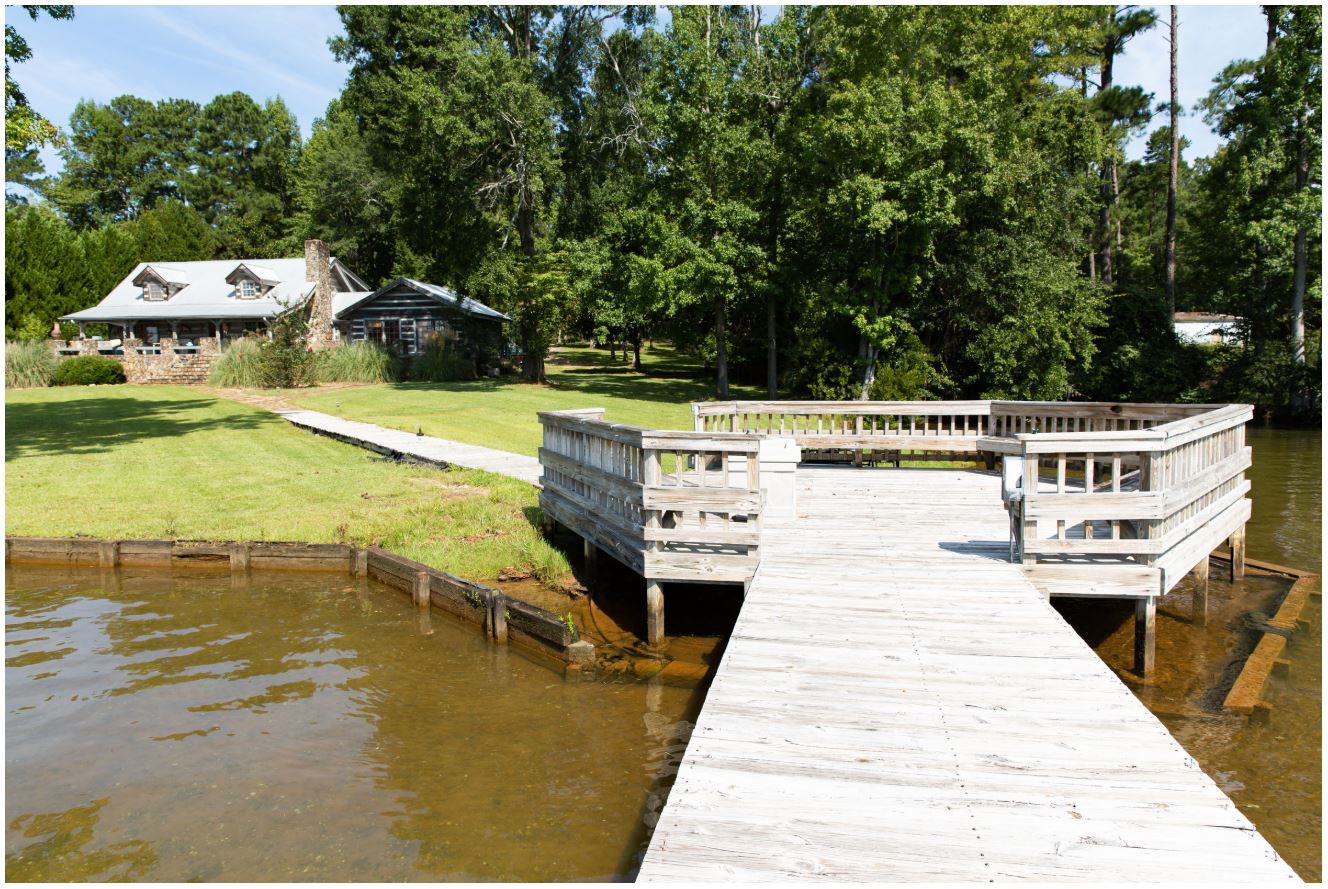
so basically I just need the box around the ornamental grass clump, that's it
[51,354,125,386]
[208,336,267,388]
[313,342,402,383]
[5,339,59,388]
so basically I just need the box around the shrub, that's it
[411,335,475,382]
[51,354,125,386]
[257,310,313,389]
[208,336,267,388]
[314,342,402,383]
[5,339,59,388]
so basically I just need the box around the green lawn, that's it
[5,385,568,584]
[288,344,760,457]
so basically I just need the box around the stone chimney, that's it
[304,239,335,351]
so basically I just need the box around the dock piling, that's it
[1229,528,1246,581]
[1134,596,1156,676]
[583,537,598,585]
[645,580,664,645]
[1192,557,1209,627]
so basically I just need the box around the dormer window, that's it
[226,263,279,299]
[132,265,188,301]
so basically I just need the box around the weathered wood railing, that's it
[693,400,994,453]
[1012,404,1250,581]
[543,400,1252,667]
[538,408,766,643]
[694,400,1220,445]
[989,401,1216,435]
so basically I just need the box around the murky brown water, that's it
[5,566,703,882]
[1055,426,1321,881]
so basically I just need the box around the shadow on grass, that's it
[6,394,270,461]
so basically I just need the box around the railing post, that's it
[1020,449,1038,565]
[756,437,800,522]
[1142,450,1165,570]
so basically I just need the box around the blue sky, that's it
[8,3,1268,181]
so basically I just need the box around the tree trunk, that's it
[766,293,778,398]
[714,295,729,398]
[858,295,881,400]
[1165,6,1179,319]
[1292,116,1308,363]
[859,339,878,400]
[632,332,642,372]
[516,199,544,383]
[1098,17,1116,286]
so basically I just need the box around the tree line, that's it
[5,5,1320,418]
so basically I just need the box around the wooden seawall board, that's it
[639,466,1295,881]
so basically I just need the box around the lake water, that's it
[5,567,703,881]
[1055,426,1321,880]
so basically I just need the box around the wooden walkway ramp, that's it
[639,466,1296,882]
[275,409,544,486]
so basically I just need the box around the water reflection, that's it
[6,566,703,881]
[7,798,158,881]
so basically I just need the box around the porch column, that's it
[170,321,179,340]
[215,320,223,349]
[77,323,87,340]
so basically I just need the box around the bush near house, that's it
[5,340,59,388]
[51,354,125,386]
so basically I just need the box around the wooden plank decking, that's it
[639,466,1295,881]
[275,409,544,485]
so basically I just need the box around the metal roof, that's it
[334,277,511,322]
[61,256,355,323]
[1173,312,1242,323]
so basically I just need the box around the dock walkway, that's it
[275,409,543,486]
[639,466,1295,881]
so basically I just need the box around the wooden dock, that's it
[638,467,1297,881]
[276,409,544,485]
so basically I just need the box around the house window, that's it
[384,319,401,349]
[238,279,259,299]
[144,281,166,301]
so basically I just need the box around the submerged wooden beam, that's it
[1229,527,1246,581]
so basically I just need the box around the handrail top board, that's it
[689,400,1251,454]
[539,408,762,450]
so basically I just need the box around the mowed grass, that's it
[290,344,761,457]
[5,385,569,584]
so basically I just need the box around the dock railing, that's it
[537,408,766,583]
[1010,403,1252,596]
[541,400,1251,654]
[693,400,994,454]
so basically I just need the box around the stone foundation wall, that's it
[51,338,220,384]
